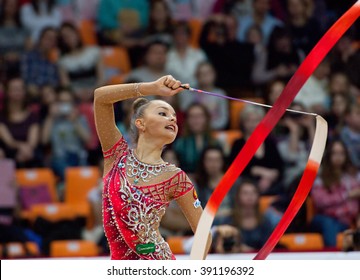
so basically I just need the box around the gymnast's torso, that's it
[102,137,194,260]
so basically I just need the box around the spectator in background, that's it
[178,61,229,130]
[252,27,303,88]
[330,30,360,96]
[20,0,62,43]
[329,71,351,96]
[229,105,284,195]
[126,40,174,85]
[166,21,207,87]
[146,0,173,46]
[0,0,31,81]
[311,139,360,247]
[58,22,104,95]
[285,0,321,54]
[0,77,40,168]
[341,103,360,168]
[325,93,352,139]
[236,0,283,45]
[295,58,330,114]
[97,0,149,46]
[21,27,64,100]
[200,14,255,91]
[173,103,219,176]
[277,102,315,188]
[41,89,90,181]
[180,179,273,254]
[195,146,234,225]
[342,214,360,252]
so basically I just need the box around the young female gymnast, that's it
[94,75,211,259]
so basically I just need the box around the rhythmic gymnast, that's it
[94,75,212,260]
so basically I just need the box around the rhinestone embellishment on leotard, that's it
[126,149,167,184]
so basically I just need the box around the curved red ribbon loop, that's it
[190,1,360,260]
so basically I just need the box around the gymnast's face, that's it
[137,100,178,144]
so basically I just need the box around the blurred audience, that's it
[229,105,284,195]
[173,103,219,175]
[0,77,40,168]
[310,139,360,247]
[195,146,234,225]
[178,61,229,130]
[0,0,31,81]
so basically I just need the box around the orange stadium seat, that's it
[336,233,344,250]
[5,242,40,258]
[79,20,97,45]
[167,236,187,254]
[259,195,278,214]
[64,167,100,205]
[101,47,131,84]
[50,240,99,258]
[188,19,203,48]
[16,168,58,202]
[279,233,324,251]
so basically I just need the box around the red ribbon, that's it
[201,1,360,259]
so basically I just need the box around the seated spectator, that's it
[229,105,284,195]
[58,22,104,96]
[295,58,331,114]
[145,0,173,46]
[286,0,321,54]
[20,0,62,43]
[225,178,272,252]
[236,0,283,45]
[264,175,308,233]
[41,89,91,180]
[200,14,255,91]
[166,21,207,87]
[178,61,229,130]
[0,77,41,168]
[125,40,174,85]
[195,146,235,225]
[330,30,360,96]
[340,103,360,168]
[277,102,315,188]
[0,0,31,80]
[328,71,352,96]
[252,27,303,87]
[173,103,219,176]
[310,139,360,247]
[97,0,149,46]
[325,92,352,139]
[21,27,64,100]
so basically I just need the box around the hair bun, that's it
[132,98,149,113]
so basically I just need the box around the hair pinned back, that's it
[130,98,151,144]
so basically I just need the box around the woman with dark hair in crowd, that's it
[0,0,31,80]
[0,77,40,167]
[58,22,104,95]
[310,139,360,247]
[94,75,211,259]
[286,0,321,54]
[195,146,234,225]
[173,103,219,175]
[252,26,304,86]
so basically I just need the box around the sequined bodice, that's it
[102,137,194,260]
